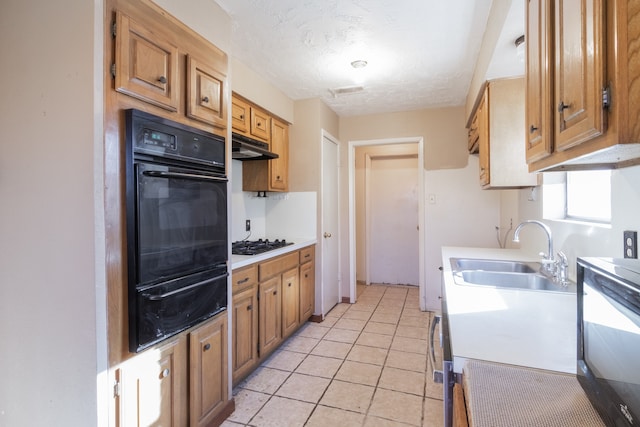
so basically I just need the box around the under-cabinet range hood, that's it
[232,132,278,161]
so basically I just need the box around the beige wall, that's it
[339,106,469,170]
[0,0,101,425]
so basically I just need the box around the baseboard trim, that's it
[309,314,323,323]
[208,399,235,427]
[341,297,350,303]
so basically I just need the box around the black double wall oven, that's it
[126,109,228,352]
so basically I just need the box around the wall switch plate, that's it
[624,230,637,258]
[245,219,251,232]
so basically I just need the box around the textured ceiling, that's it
[215,0,501,117]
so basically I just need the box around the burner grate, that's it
[232,239,292,255]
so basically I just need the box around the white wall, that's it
[514,165,640,280]
[425,157,502,309]
[0,1,103,426]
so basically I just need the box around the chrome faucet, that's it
[513,220,555,275]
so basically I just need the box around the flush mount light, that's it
[350,60,368,69]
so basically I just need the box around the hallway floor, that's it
[222,284,444,427]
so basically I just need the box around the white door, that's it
[321,133,340,316]
[368,155,419,285]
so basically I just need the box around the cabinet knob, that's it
[324,232,332,238]
[239,115,244,120]
[161,368,170,378]
[273,290,277,295]
[158,76,167,84]
[288,282,292,287]
[276,176,281,180]
[305,274,308,278]
[247,304,253,310]
[558,101,571,112]
[530,125,539,133]
[203,343,211,351]
[202,96,209,103]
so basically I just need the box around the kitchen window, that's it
[543,170,611,224]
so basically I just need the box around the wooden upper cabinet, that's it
[114,11,179,111]
[476,91,489,187]
[250,108,271,143]
[232,97,250,133]
[525,0,640,171]
[187,55,226,129]
[270,118,289,191]
[554,0,605,150]
[525,0,553,162]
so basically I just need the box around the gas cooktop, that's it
[232,239,293,256]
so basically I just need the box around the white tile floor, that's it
[222,284,444,427]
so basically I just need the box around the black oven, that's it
[125,109,228,352]
[577,257,640,426]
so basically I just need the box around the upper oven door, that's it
[129,161,228,287]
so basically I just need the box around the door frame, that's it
[319,129,341,317]
[348,137,426,310]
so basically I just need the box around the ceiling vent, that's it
[328,85,364,98]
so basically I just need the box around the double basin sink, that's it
[450,258,575,293]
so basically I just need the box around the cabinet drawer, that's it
[259,252,298,281]
[299,246,314,264]
[232,265,257,293]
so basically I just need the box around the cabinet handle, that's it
[530,125,539,133]
[202,96,209,103]
[247,304,253,311]
[161,368,170,378]
[203,343,211,351]
[158,76,167,84]
[237,277,249,285]
[558,101,571,113]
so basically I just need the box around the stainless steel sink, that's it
[450,258,540,273]
[449,258,575,293]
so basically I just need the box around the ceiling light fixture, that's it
[350,60,368,69]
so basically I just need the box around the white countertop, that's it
[231,238,317,269]
[441,246,577,374]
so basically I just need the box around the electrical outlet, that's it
[245,219,251,232]
[624,230,637,258]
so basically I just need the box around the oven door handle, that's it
[429,314,442,382]
[143,170,228,182]
[145,273,229,301]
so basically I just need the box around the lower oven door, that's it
[131,268,228,352]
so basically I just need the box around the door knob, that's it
[323,232,332,238]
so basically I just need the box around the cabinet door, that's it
[270,118,289,192]
[554,0,605,150]
[259,276,282,356]
[477,92,490,187]
[117,337,187,427]
[231,96,250,134]
[232,286,259,384]
[525,0,553,162]
[189,314,228,427]
[250,108,271,142]
[114,11,179,111]
[281,267,300,339]
[187,55,226,128]
[299,260,315,322]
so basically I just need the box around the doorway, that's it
[365,153,419,286]
[348,137,426,309]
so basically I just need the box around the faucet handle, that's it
[557,251,568,265]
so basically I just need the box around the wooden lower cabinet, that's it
[116,337,188,427]
[232,286,259,383]
[258,276,282,357]
[299,247,315,322]
[281,267,300,339]
[113,312,230,427]
[189,314,228,427]
[454,383,469,427]
[232,245,315,386]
